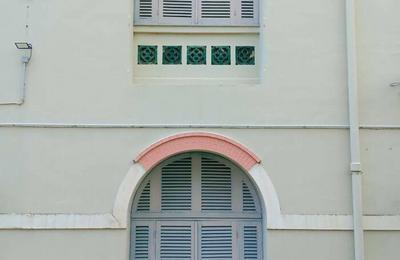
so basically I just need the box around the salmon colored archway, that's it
[134,132,261,171]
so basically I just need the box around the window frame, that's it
[134,0,259,26]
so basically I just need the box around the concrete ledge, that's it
[1,213,399,230]
[0,213,122,230]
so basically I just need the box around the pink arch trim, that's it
[135,132,261,171]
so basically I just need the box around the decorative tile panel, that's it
[163,46,182,64]
[138,45,158,64]
[211,46,231,65]
[235,46,255,65]
[187,46,207,65]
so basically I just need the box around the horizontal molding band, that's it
[0,122,399,130]
[1,213,399,231]
[0,213,122,230]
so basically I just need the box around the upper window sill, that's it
[133,26,259,34]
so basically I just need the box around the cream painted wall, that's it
[361,130,400,215]
[357,0,400,125]
[0,128,353,214]
[1,0,400,259]
[268,230,354,260]
[0,2,26,102]
[0,230,128,260]
[365,231,400,260]
[0,0,348,124]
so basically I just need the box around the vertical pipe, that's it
[18,61,28,104]
[259,0,267,84]
[345,0,365,259]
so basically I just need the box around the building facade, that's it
[1,0,400,259]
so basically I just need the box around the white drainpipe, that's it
[345,0,365,260]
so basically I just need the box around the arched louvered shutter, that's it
[161,156,192,210]
[201,156,232,211]
[134,0,258,25]
[131,152,263,260]
[137,181,151,211]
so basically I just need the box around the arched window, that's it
[130,152,263,259]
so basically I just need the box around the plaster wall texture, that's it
[0,0,349,124]
[357,0,400,125]
[0,230,356,260]
[364,231,400,260]
[0,128,353,215]
[1,0,400,259]
[0,230,128,260]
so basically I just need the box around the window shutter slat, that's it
[201,225,233,259]
[137,181,151,211]
[198,0,232,25]
[161,157,192,211]
[201,156,232,211]
[159,0,194,24]
[239,223,262,260]
[237,0,258,25]
[201,0,231,18]
[132,222,155,260]
[243,225,258,259]
[134,225,150,259]
[139,0,153,18]
[242,181,256,212]
[134,0,259,25]
[159,223,194,259]
[240,0,254,18]
[134,0,155,24]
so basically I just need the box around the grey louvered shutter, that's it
[134,0,157,24]
[200,223,233,260]
[159,0,194,24]
[157,221,194,260]
[201,156,232,211]
[131,221,155,260]
[242,181,256,212]
[161,157,192,211]
[137,181,151,212]
[239,222,262,260]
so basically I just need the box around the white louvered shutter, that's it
[159,0,195,24]
[157,221,195,260]
[161,156,192,211]
[134,0,156,24]
[134,0,258,25]
[198,0,232,25]
[237,0,258,25]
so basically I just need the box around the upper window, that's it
[134,0,259,26]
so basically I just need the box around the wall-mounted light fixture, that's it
[15,42,33,63]
[13,42,33,105]
[390,82,400,87]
